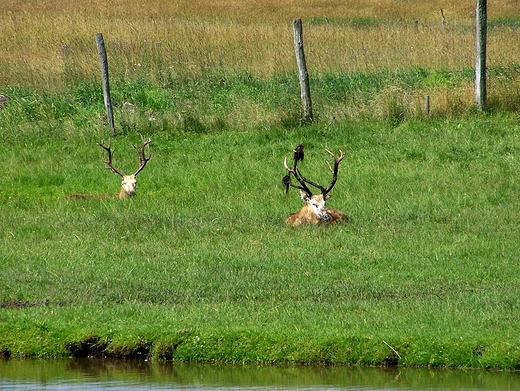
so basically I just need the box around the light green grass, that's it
[2,0,520,368]
[1,100,520,367]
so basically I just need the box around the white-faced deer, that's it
[97,135,152,199]
[283,145,349,226]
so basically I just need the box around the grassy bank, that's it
[1,0,520,369]
[1,97,520,367]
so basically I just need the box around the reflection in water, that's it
[1,358,520,390]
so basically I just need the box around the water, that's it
[1,358,520,390]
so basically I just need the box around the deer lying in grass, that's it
[97,135,152,198]
[282,145,349,226]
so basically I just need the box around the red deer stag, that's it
[283,145,349,226]
[97,135,152,199]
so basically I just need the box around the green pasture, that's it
[1,72,520,368]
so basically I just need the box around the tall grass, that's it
[2,66,519,133]
[1,0,520,118]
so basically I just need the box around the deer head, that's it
[283,145,349,225]
[97,135,152,199]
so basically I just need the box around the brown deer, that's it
[97,135,152,199]
[282,145,349,226]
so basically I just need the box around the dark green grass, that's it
[1,81,520,367]
[0,67,482,132]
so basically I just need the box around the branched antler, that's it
[132,135,152,177]
[97,139,124,177]
[283,144,313,196]
[315,149,345,196]
[283,145,345,197]
[97,135,152,177]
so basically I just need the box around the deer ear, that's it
[324,194,331,201]
[300,190,310,201]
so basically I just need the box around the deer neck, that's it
[118,188,130,199]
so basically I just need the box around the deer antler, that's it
[97,135,152,177]
[97,139,124,177]
[283,144,313,196]
[283,145,345,197]
[131,134,152,177]
[322,149,345,196]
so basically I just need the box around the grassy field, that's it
[1,108,520,367]
[1,0,520,368]
[2,0,520,118]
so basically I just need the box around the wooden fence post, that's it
[95,33,115,135]
[293,19,313,123]
[475,0,487,110]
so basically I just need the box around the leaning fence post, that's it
[293,19,313,123]
[95,33,115,135]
